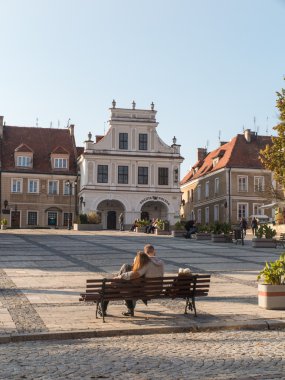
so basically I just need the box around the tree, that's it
[260,82,285,188]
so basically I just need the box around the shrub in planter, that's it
[252,224,277,248]
[256,224,276,239]
[257,253,285,309]
[1,218,8,230]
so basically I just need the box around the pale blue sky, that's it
[1,0,285,176]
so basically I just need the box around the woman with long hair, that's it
[101,251,150,317]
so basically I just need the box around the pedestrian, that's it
[119,212,124,231]
[240,217,248,236]
[251,217,258,236]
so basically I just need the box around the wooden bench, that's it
[79,274,211,322]
[276,233,285,248]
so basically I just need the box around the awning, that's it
[258,203,278,209]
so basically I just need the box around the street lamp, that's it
[65,180,77,230]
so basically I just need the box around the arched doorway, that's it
[140,201,168,221]
[97,200,125,230]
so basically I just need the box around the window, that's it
[28,180,39,193]
[138,167,148,184]
[191,189,194,202]
[158,168,168,185]
[205,207,209,224]
[64,181,75,195]
[119,133,128,150]
[237,203,248,219]
[48,180,58,195]
[197,209,202,224]
[205,181,209,198]
[118,166,128,184]
[54,158,68,169]
[139,133,148,150]
[214,205,219,221]
[63,212,72,227]
[97,165,108,183]
[253,203,264,216]
[238,176,248,192]
[215,178,220,194]
[28,212,37,226]
[254,176,265,192]
[197,185,201,201]
[11,179,22,193]
[17,156,32,167]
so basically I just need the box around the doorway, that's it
[11,211,20,228]
[107,211,116,230]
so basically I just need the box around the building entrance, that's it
[107,211,116,230]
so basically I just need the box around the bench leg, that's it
[95,301,99,319]
[192,297,197,317]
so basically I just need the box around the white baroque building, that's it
[77,101,184,230]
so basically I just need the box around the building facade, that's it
[77,101,184,230]
[0,116,78,228]
[180,129,277,225]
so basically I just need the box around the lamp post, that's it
[65,180,72,230]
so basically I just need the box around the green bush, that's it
[257,253,285,285]
[256,224,276,239]
[1,218,8,225]
[79,214,88,224]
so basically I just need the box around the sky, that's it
[1,0,285,177]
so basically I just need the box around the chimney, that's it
[220,141,228,146]
[197,148,207,161]
[68,124,74,136]
[0,116,4,138]
[244,129,251,143]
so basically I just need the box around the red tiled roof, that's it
[51,146,69,154]
[2,126,78,174]
[76,146,84,157]
[15,143,34,153]
[180,133,272,185]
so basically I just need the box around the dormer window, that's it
[54,158,68,169]
[14,144,33,168]
[212,157,219,167]
[17,156,32,167]
[51,146,69,170]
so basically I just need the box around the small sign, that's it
[2,209,10,214]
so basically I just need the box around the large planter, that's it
[73,223,103,231]
[171,230,185,238]
[1,225,7,230]
[258,284,285,309]
[135,226,146,233]
[155,229,170,236]
[252,238,277,248]
[211,234,227,243]
[196,232,211,241]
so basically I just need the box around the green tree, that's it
[260,82,285,188]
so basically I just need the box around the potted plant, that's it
[211,222,231,243]
[1,218,8,230]
[171,221,185,237]
[155,219,170,235]
[257,253,285,309]
[252,224,277,248]
[195,224,212,240]
[135,219,148,233]
[73,212,103,231]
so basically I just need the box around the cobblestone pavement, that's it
[0,330,284,380]
[0,230,285,336]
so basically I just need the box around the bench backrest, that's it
[83,274,211,301]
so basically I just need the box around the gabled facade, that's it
[0,116,78,228]
[77,101,184,229]
[180,129,277,225]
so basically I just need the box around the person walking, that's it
[251,217,258,236]
[240,217,248,236]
